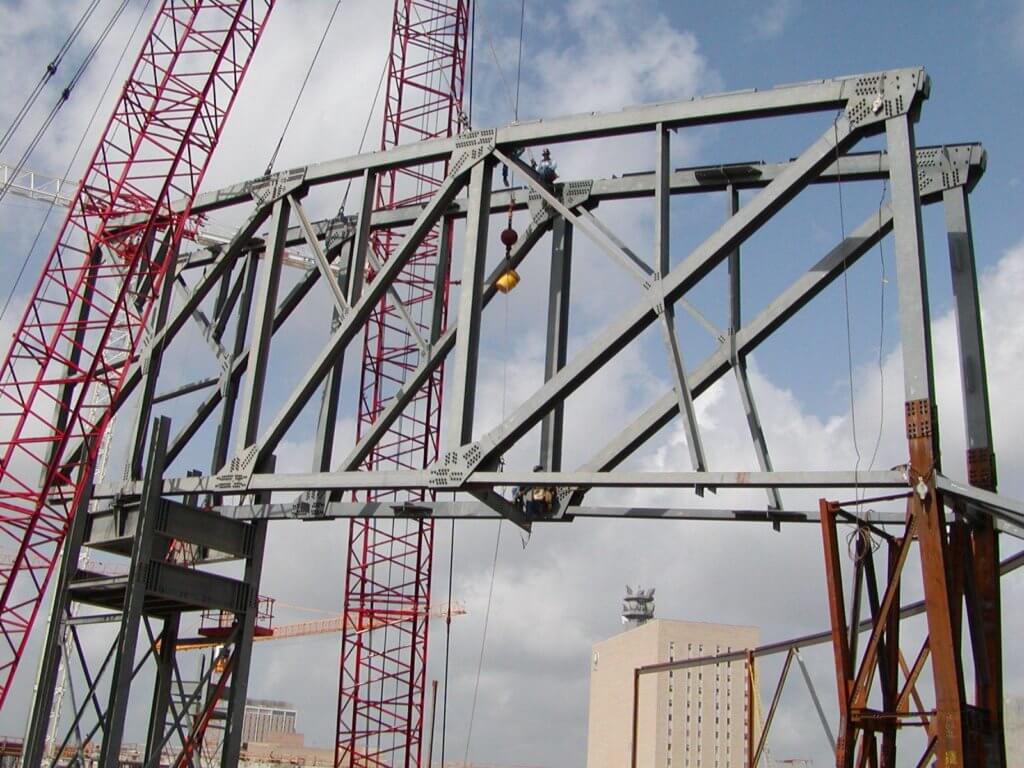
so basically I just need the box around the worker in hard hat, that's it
[534,148,558,186]
[514,464,556,519]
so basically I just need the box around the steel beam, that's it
[540,218,572,471]
[448,159,493,447]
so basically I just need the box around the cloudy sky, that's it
[2,0,1024,766]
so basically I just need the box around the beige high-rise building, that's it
[587,619,759,768]
[1006,696,1024,766]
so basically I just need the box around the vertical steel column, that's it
[726,184,782,512]
[128,239,177,481]
[313,244,353,474]
[212,255,259,476]
[820,499,855,768]
[98,417,171,768]
[448,159,492,447]
[887,114,966,764]
[144,614,180,763]
[539,218,572,470]
[655,125,706,473]
[221,514,269,765]
[22,483,93,766]
[944,184,1004,766]
[235,197,291,454]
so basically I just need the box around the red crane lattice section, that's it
[337,1,469,767]
[0,0,275,709]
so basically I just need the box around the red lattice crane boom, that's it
[337,2,470,767]
[0,0,276,709]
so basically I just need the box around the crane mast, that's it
[337,2,470,767]
[0,0,276,710]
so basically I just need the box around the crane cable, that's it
[0,0,146,326]
[264,0,345,175]
[440,5,479,761]
[0,0,103,156]
[463,3,526,760]
[0,0,132,210]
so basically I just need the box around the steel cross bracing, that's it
[45,67,1016,765]
[0,0,276,711]
[339,2,469,767]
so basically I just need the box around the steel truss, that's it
[26,68,1019,766]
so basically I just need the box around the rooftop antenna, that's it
[621,585,655,627]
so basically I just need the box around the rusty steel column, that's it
[945,183,1005,767]
[887,111,967,765]
[820,499,855,767]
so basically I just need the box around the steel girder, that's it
[50,67,1020,767]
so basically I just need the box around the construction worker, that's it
[502,146,525,186]
[514,464,555,519]
[534,148,558,186]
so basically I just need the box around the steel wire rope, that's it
[263,0,345,175]
[463,5,526,757]
[866,171,889,474]
[0,0,149,326]
[440,4,480,762]
[0,0,103,156]
[0,0,131,209]
[832,116,863,490]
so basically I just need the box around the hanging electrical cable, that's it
[0,0,148,325]
[264,0,345,175]
[0,0,103,156]
[866,173,889,473]
[832,115,863,498]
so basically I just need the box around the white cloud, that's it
[750,0,799,41]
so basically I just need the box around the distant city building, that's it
[242,699,298,745]
[1006,695,1024,766]
[587,619,759,768]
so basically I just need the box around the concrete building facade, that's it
[587,619,759,768]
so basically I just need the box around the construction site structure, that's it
[336,2,470,768]
[1,55,1018,768]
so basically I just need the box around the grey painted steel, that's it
[470,116,863,479]
[726,184,782,512]
[237,163,472,476]
[22,486,94,766]
[144,615,180,763]
[540,218,572,471]
[235,196,291,456]
[579,204,894,478]
[887,115,935,408]
[337,212,552,475]
[655,124,707,474]
[127,250,178,481]
[98,469,908,498]
[215,499,910,526]
[221,488,269,765]
[944,186,993,457]
[98,417,170,768]
[794,648,838,752]
[173,68,927,217]
[449,159,493,447]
